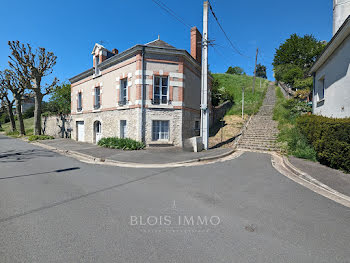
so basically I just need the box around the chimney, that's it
[191,27,202,64]
[112,48,119,55]
[333,0,350,35]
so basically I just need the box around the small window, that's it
[77,92,82,111]
[119,79,128,105]
[152,120,169,141]
[319,78,325,101]
[194,121,200,136]
[120,120,127,138]
[94,56,100,75]
[94,87,101,109]
[153,76,168,104]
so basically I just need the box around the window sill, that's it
[150,140,171,144]
[316,99,325,107]
[148,104,174,109]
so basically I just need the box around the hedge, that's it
[98,137,145,150]
[296,115,350,172]
[28,135,55,141]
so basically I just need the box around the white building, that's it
[310,1,350,118]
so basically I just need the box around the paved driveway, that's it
[0,134,349,262]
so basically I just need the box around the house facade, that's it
[310,4,350,118]
[69,27,210,146]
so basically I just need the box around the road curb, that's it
[31,141,238,168]
[271,152,350,208]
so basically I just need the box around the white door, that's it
[95,121,102,143]
[77,121,85,142]
[120,120,127,138]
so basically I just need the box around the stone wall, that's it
[212,101,233,126]
[71,108,188,146]
[71,109,140,143]
[144,108,183,146]
[42,115,73,138]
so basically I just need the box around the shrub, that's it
[278,126,317,161]
[274,86,316,161]
[296,115,350,172]
[98,137,145,150]
[28,135,54,141]
[6,130,20,137]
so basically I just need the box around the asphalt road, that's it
[0,134,349,263]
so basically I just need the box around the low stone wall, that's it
[212,101,233,126]
[42,115,72,138]
[278,82,295,98]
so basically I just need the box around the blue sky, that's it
[1,0,333,86]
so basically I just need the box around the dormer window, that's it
[94,56,100,76]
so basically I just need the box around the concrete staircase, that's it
[237,85,280,152]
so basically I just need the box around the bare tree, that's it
[5,70,27,135]
[0,72,16,132]
[8,41,58,135]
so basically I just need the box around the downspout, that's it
[140,46,145,143]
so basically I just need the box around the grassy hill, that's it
[1,117,34,135]
[213,73,270,116]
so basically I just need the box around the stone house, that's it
[310,2,350,118]
[69,27,210,146]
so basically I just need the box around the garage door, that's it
[77,121,85,142]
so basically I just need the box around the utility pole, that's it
[201,1,209,150]
[252,47,259,93]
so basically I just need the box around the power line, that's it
[207,0,250,59]
[150,0,192,28]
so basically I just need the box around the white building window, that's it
[153,76,168,104]
[319,78,325,101]
[94,56,100,76]
[94,87,101,109]
[120,120,127,138]
[152,120,169,141]
[119,79,128,105]
[77,92,82,111]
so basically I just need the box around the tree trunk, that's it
[6,103,16,132]
[34,92,43,135]
[15,98,25,135]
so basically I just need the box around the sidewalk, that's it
[288,156,350,197]
[35,138,233,165]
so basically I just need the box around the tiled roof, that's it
[145,39,175,49]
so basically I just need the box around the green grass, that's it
[212,73,269,116]
[273,86,317,161]
[1,117,34,135]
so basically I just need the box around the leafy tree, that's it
[294,77,313,91]
[283,65,304,85]
[226,66,245,75]
[273,34,325,75]
[8,41,58,135]
[47,83,71,115]
[274,64,303,85]
[256,64,267,79]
